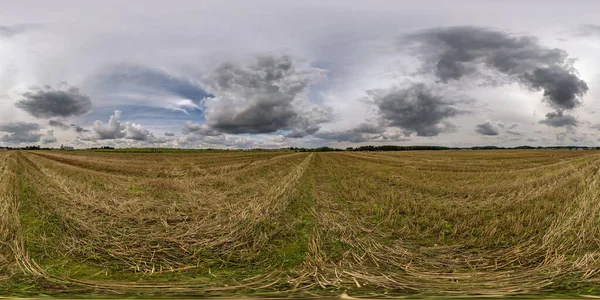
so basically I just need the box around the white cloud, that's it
[124,122,151,140]
[2,1,600,147]
[92,110,125,140]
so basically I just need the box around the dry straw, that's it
[1,149,600,296]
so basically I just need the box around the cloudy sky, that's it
[2,0,600,148]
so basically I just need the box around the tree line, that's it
[4,145,600,152]
[290,145,600,152]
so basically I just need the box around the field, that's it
[1,149,600,297]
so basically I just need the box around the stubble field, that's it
[1,149,600,297]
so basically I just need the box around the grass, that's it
[1,149,600,297]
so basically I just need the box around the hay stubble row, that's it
[1,150,600,296]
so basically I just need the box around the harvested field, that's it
[1,149,600,297]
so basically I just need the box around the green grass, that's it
[4,151,320,296]
[3,150,600,297]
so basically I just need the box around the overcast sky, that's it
[2,0,600,148]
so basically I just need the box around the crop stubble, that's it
[1,150,600,296]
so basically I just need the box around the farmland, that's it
[1,149,600,297]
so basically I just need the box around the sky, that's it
[2,0,600,149]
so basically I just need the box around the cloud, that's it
[578,24,600,37]
[92,110,126,139]
[40,130,57,144]
[48,120,70,130]
[171,99,201,113]
[315,123,388,142]
[3,11,597,148]
[0,24,40,37]
[124,122,151,140]
[49,120,90,133]
[475,121,500,136]
[0,122,42,143]
[94,64,210,100]
[286,125,321,138]
[405,26,588,112]
[164,132,175,136]
[182,121,202,134]
[88,110,154,141]
[521,66,587,111]
[506,130,522,136]
[200,55,331,135]
[321,131,412,143]
[556,132,568,142]
[89,64,212,113]
[570,134,589,143]
[590,124,600,131]
[16,85,93,118]
[71,124,89,133]
[182,121,222,136]
[368,83,465,137]
[177,132,289,149]
[539,111,578,127]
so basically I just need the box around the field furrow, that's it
[299,151,600,294]
[3,149,600,297]
[0,152,14,281]
[9,151,317,293]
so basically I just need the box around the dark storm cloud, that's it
[48,120,70,130]
[314,123,386,142]
[49,120,89,133]
[406,26,588,112]
[71,124,89,133]
[92,64,212,103]
[182,121,222,136]
[538,111,578,127]
[164,131,175,136]
[475,121,500,136]
[368,83,465,137]
[286,125,321,138]
[182,121,203,134]
[0,122,40,133]
[0,122,42,143]
[16,85,93,118]
[200,55,330,135]
[521,66,587,111]
[314,131,368,142]
[284,105,332,138]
